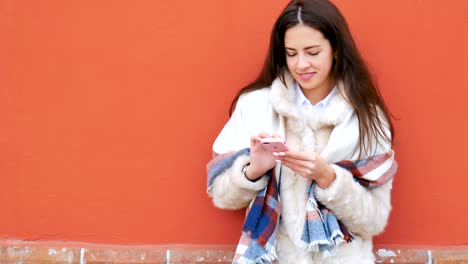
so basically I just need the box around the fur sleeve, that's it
[209,154,269,209]
[314,164,393,238]
[207,91,273,210]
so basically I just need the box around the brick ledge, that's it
[0,240,467,263]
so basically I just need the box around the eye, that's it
[309,51,320,56]
[286,53,296,57]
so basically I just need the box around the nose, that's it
[296,54,309,69]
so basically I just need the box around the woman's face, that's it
[284,24,334,102]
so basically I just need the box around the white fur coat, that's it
[209,74,394,264]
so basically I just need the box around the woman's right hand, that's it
[244,132,280,181]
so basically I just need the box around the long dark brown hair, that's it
[230,0,394,157]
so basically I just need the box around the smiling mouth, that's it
[297,72,315,81]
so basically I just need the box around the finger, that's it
[271,133,282,138]
[280,160,312,178]
[258,132,272,138]
[251,134,264,141]
[281,152,316,162]
[272,152,286,157]
[280,156,316,169]
[279,154,310,166]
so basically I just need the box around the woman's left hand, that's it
[276,150,336,189]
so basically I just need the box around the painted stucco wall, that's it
[1,0,467,247]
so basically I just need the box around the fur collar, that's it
[269,72,354,133]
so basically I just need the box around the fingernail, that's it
[276,159,282,163]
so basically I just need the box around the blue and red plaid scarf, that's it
[232,168,280,263]
[207,149,397,264]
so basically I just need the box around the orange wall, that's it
[1,0,467,246]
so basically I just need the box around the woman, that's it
[207,0,397,263]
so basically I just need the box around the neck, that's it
[301,79,335,105]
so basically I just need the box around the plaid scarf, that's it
[207,149,397,264]
[233,168,280,263]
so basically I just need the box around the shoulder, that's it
[212,87,275,153]
[237,87,271,105]
[235,87,272,114]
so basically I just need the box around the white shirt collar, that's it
[294,82,337,109]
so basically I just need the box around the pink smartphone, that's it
[260,137,289,152]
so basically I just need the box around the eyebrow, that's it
[285,45,320,51]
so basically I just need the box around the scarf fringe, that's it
[302,239,332,252]
[295,229,346,256]
[235,244,277,264]
[329,230,346,246]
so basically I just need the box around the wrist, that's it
[316,165,336,189]
[243,163,262,182]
